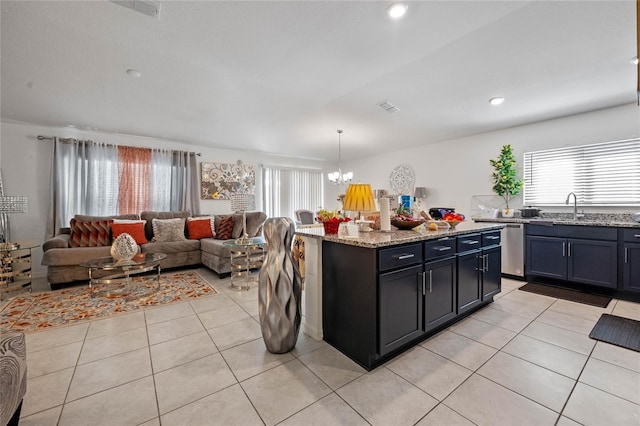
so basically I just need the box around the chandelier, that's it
[327,129,353,185]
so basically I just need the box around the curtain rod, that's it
[37,135,201,156]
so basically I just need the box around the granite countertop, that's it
[473,216,640,228]
[295,221,504,248]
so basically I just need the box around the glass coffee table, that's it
[224,237,265,290]
[80,253,167,300]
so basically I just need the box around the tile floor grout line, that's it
[56,322,91,424]
[144,309,163,425]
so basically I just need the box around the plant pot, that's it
[322,221,340,234]
[501,208,515,218]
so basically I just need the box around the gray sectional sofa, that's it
[41,210,267,286]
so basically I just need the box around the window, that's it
[262,165,324,221]
[523,138,640,206]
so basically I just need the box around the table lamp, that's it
[0,196,28,249]
[343,184,376,220]
[231,192,255,244]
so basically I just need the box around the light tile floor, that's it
[17,270,640,426]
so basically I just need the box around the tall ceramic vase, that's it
[258,217,302,353]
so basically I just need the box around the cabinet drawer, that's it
[622,229,640,242]
[424,238,456,261]
[457,234,481,252]
[482,231,501,247]
[379,244,422,272]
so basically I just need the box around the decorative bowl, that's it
[391,218,425,230]
[444,220,464,229]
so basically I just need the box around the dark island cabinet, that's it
[482,245,502,299]
[322,228,502,370]
[379,264,424,355]
[424,255,457,332]
[525,225,618,289]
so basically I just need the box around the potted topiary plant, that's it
[490,144,524,218]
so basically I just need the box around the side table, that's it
[0,242,39,301]
[224,237,266,290]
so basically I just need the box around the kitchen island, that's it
[296,221,504,370]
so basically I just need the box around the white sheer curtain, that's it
[262,165,323,221]
[150,149,172,211]
[171,151,200,214]
[47,138,118,238]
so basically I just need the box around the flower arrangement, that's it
[489,144,523,211]
[316,209,351,234]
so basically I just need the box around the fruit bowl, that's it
[444,220,464,229]
[391,218,425,230]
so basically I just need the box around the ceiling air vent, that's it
[377,100,400,113]
[110,0,161,19]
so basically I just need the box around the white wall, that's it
[343,103,640,214]
[0,120,330,280]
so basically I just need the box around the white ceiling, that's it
[1,1,637,162]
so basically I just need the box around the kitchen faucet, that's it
[565,192,584,220]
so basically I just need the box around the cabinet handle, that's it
[562,242,566,257]
[422,271,426,295]
[438,237,450,241]
[568,243,571,257]
[396,253,415,260]
[486,236,499,240]
[435,246,452,251]
[462,240,479,245]
[484,254,489,272]
[625,247,628,264]
[429,269,433,293]
[635,234,640,238]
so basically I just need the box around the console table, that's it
[0,242,39,300]
[224,237,266,290]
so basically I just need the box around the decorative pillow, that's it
[152,218,187,242]
[68,219,113,248]
[187,217,215,239]
[215,216,235,240]
[111,222,148,244]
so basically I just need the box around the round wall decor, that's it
[389,164,415,195]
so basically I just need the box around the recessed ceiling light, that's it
[489,97,505,106]
[387,2,408,19]
[631,56,639,65]
[126,69,142,78]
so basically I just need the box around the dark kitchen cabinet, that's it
[525,225,618,289]
[567,238,617,288]
[623,242,640,292]
[379,264,424,355]
[424,255,457,332]
[526,236,567,280]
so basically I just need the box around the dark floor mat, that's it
[518,283,611,308]
[589,314,640,352]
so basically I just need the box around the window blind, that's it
[523,138,640,206]
[262,165,324,221]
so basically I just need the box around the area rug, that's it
[589,314,640,352]
[518,282,611,308]
[0,271,218,334]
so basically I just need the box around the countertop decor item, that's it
[391,218,425,230]
[490,144,523,217]
[343,183,376,219]
[633,212,640,223]
[258,217,302,353]
[316,209,350,234]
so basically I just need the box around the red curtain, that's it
[118,146,152,214]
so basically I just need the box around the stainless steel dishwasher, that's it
[501,223,525,278]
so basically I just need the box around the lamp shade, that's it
[0,196,27,214]
[343,184,376,212]
[413,187,428,198]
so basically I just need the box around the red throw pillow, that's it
[215,216,235,240]
[69,219,113,247]
[187,218,214,239]
[111,222,148,244]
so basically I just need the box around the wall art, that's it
[200,161,255,200]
